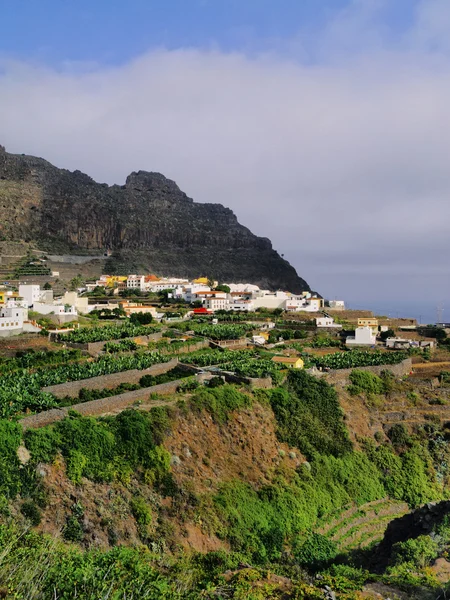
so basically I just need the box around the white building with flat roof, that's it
[346,326,376,347]
[0,300,28,337]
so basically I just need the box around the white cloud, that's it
[0,0,449,310]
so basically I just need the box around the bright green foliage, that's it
[145,446,171,485]
[294,532,338,570]
[0,421,22,498]
[306,350,407,370]
[0,351,168,418]
[348,370,385,395]
[24,409,172,486]
[212,452,386,564]
[24,427,61,464]
[190,323,250,340]
[179,348,257,367]
[103,339,138,353]
[130,496,152,538]
[400,448,440,507]
[0,526,188,598]
[56,414,116,482]
[392,535,439,568]
[363,441,441,506]
[0,349,82,375]
[190,385,252,423]
[271,371,352,458]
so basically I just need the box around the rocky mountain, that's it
[0,145,310,292]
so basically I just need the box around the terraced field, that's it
[318,498,409,550]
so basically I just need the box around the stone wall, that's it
[21,379,183,430]
[43,358,178,399]
[322,358,413,387]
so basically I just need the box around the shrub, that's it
[272,372,352,458]
[348,370,384,396]
[130,496,152,538]
[294,532,338,570]
[190,385,252,424]
[391,535,439,568]
[20,500,42,526]
[63,515,84,542]
[24,427,61,464]
[387,424,411,449]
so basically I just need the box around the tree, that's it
[215,284,231,294]
[380,328,395,342]
[43,282,52,290]
[69,274,84,291]
[130,312,153,325]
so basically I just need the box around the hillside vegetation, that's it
[0,363,449,598]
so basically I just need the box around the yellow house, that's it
[105,276,128,288]
[193,277,209,285]
[357,318,378,335]
[0,291,20,305]
[272,356,304,369]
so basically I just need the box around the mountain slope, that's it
[0,145,310,292]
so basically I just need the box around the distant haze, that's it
[0,0,449,318]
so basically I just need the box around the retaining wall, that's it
[21,379,183,430]
[43,358,178,399]
[322,358,412,386]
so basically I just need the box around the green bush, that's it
[0,421,22,498]
[387,424,412,449]
[391,535,439,568]
[130,496,152,538]
[271,372,352,458]
[20,501,42,526]
[348,370,385,396]
[24,427,61,464]
[63,515,84,542]
[294,532,338,570]
[190,385,252,424]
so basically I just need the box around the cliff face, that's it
[0,146,310,292]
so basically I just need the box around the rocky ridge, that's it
[0,145,310,292]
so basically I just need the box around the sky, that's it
[0,0,449,323]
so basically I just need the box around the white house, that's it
[127,275,145,290]
[329,300,346,310]
[61,292,90,314]
[316,317,342,329]
[18,284,41,306]
[228,299,254,312]
[0,301,28,337]
[346,326,376,347]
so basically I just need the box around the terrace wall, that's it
[21,379,183,430]
[321,358,413,387]
[43,358,179,399]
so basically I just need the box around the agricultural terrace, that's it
[0,349,84,375]
[0,351,168,418]
[188,323,251,340]
[305,350,408,370]
[59,323,161,344]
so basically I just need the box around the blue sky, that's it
[1,0,417,65]
[0,0,449,322]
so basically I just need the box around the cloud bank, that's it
[0,0,449,310]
